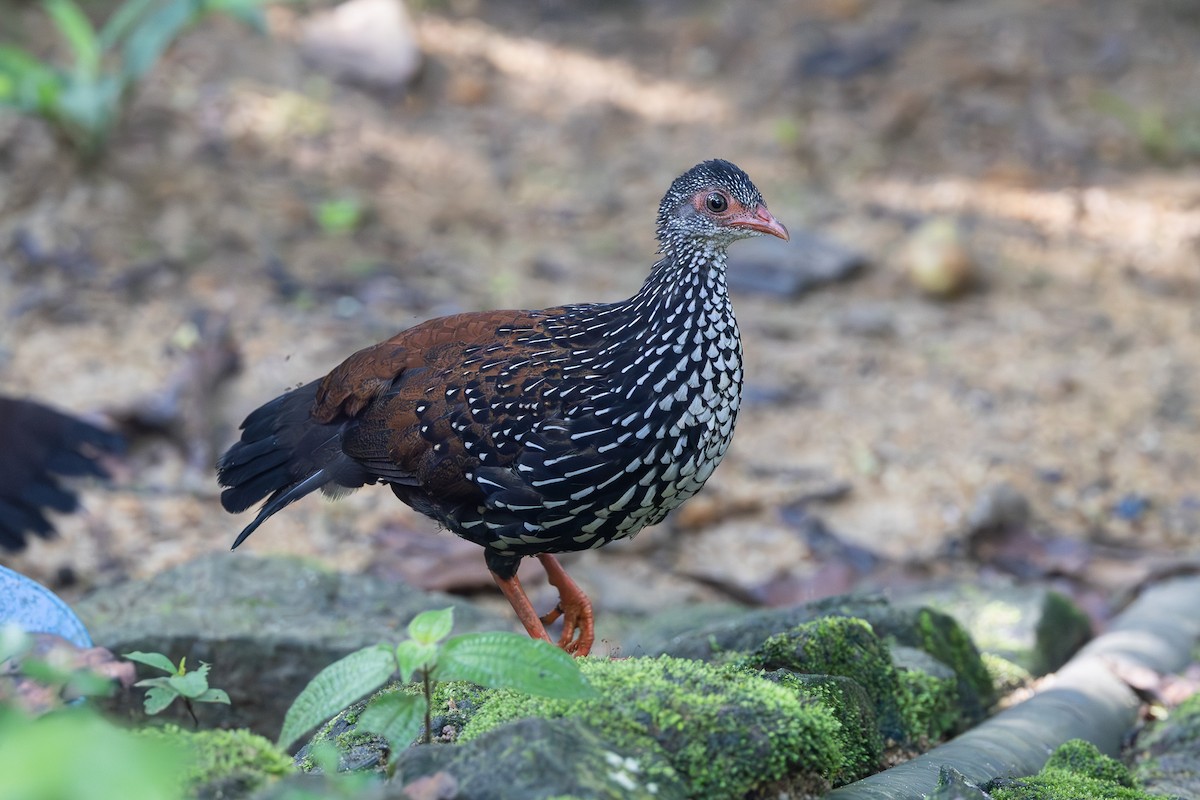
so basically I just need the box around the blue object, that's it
[1113,494,1150,523]
[0,563,92,647]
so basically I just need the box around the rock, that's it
[897,581,1092,675]
[766,672,882,783]
[901,217,974,298]
[75,553,509,736]
[651,596,995,725]
[672,520,808,601]
[966,483,1032,536]
[836,303,897,338]
[726,229,866,298]
[745,617,908,740]
[1133,692,1200,798]
[459,656,842,799]
[298,0,421,90]
[394,717,689,800]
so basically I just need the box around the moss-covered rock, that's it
[460,655,843,799]
[743,616,908,740]
[988,739,1167,800]
[652,595,995,727]
[763,671,882,784]
[892,646,961,741]
[139,725,293,799]
[1132,691,1200,799]
[1033,591,1093,674]
[395,716,687,799]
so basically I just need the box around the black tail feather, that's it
[0,396,124,551]
[217,380,373,546]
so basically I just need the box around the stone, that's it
[726,229,866,298]
[394,717,689,800]
[298,0,421,90]
[75,553,509,735]
[901,217,974,298]
[897,581,1092,675]
[651,596,995,726]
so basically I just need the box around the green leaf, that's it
[356,692,426,753]
[195,687,231,705]
[407,607,454,645]
[120,0,200,85]
[134,676,173,690]
[0,46,62,112]
[123,651,179,675]
[277,644,397,750]
[438,633,597,700]
[97,0,159,50]
[143,685,179,715]
[167,669,210,699]
[394,639,437,684]
[45,0,101,80]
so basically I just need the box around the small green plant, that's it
[313,198,366,235]
[279,608,597,761]
[125,651,230,724]
[0,0,272,159]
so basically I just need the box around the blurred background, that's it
[2,0,1198,638]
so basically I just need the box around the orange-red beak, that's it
[733,204,790,241]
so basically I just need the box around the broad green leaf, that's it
[438,633,597,700]
[0,47,62,111]
[120,0,199,84]
[394,639,436,684]
[124,651,179,675]
[97,0,159,50]
[168,669,210,699]
[45,0,100,80]
[143,685,178,715]
[356,692,426,753]
[196,687,231,705]
[406,607,453,645]
[134,676,173,690]
[277,644,397,750]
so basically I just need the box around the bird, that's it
[0,396,124,552]
[217,159,788,656]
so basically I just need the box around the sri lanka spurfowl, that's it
[217,159,788,656]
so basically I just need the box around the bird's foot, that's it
[536,554,594,657]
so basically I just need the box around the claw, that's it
[490,555,595,657]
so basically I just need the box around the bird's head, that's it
[656,159,789,253]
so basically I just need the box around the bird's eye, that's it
[705,192,729,213]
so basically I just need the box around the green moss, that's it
[983,652,1033,696]
[910,607,996,710]
[1133,691,1200,794]
[762,670,881,784]
[744,616,908,740]
[989,740,1165,800]
[139,725,293,796]
[1034,592,1092,673]
[895,663,960,741]
[461,655,843,799]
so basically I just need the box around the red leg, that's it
[490,569,554,645]
[536,554,594,657]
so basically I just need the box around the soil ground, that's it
[3,0,1199,639]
